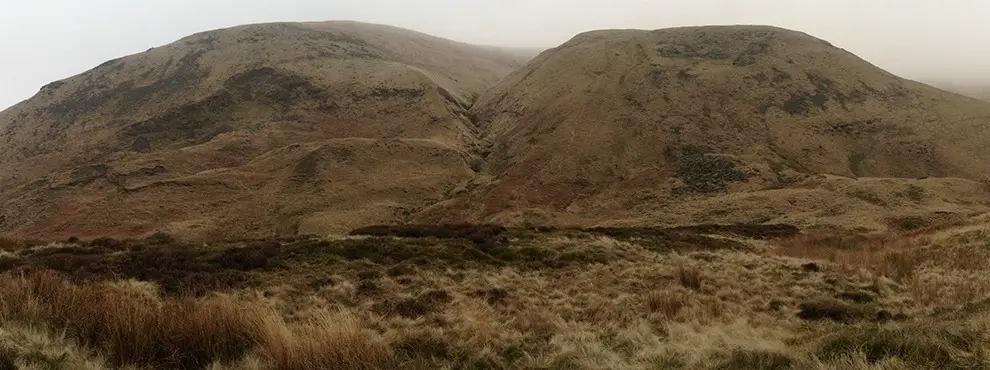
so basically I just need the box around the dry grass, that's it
[257,311,392,370]
[0,271,264,369]
[774,232,926,282]
[0,271,404,370]
[775,217,990,310]
[646,289,689,318]
[0,237,16,251]
[3,221,990,369]
[677,264,703,290]
[0,236,43,252]
[0,321,120,370]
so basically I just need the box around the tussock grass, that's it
[0,236,43,251]
[809,319,990,370]
[677,264,703,290]
[3,220,990,369]
[0,271,264,369]
[0,272,403,370]
[713,349,796,370]
[0,321,124,370]
[776,218,990,309]
[775,232,925,282]
[257,310,393,370]
[646,289,689,318]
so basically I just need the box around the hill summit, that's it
[419,25,990,230]
[0,21,529,240]
[2,23,990,240]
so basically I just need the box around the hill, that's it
[0,21,529,240]
[5,23,990,368]
[422,25,990,230]
[942,84,990,101]
[3,23,990,240]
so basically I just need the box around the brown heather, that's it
[0,219,989,369]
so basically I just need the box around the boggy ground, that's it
[1,218,989,369]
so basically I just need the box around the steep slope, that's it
[421,25,990,228]
[0,21,529,240]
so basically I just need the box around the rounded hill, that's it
[0,21,529,240]
[429,25,990,228]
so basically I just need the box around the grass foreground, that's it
[1,217,989,369]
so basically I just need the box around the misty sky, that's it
[2,0,988,110]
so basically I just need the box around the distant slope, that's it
[3,22,989,240]
[417,25,990,228]
[0,21,527,240]
[932,82,990,101]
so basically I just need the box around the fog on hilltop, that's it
[2,0,989,109]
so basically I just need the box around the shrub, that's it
[88,237,123,249]
[210,242,281,270]
[12,241,282,296]
[0,256,20,272]
[905,185,926,203]
[671,145,747,193]
[669,224,800,240]
[888,216,929,231]
[0,237,40,251]
[143,232,177,245]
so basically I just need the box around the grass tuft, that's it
[258,310,393,370]
[814,322,989,369]
[0,271,265,369]
[646,290,688,318]
[714,349,795,370]
[678,265,703,290]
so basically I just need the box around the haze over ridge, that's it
[2,0,990,110]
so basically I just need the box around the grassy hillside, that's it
[3,24,989,242]
[428,26,990,230]
[0,21,528,241]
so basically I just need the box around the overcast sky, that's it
[1,0,988,110]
